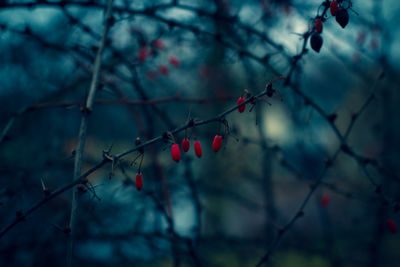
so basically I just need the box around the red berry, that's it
[237,97,246,113]
[138,47,148,62]
[182,138,190,152]
[321,194,330,208]
[194,141,202,158]
[315,18,323,33]
[212,135,222,152]
[159,65,169,75]
[387,219,397,233]
[153,39,165,50]
[135,173,143,191]
[171,144,181,162]
[330,1,338,16]
[169,56,180,67]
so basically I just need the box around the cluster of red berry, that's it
[134,96,247,191]
[170,96,247,163]
[137,38,180,79]
[171,139,203,163]
[310,0,351,53]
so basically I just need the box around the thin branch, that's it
[0,79,275,240]
[255,73,382,267]
[66,1,114,266]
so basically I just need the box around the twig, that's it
[255,73,382,266]
[0,79,277,240]
[66,1,114,266]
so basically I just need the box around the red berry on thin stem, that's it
[135,173,143,191]
[182,138,190,152]
[171,144,181,162]
[330,1,338,16]
[387,219,397,233]
[194,141,202,158]
[212,135,222,152]
[315,18,323,33]
[237,97,246,113]
[321,194,330,208]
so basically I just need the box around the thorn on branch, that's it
[102,150,114,162]
[164,131,176,144]
[41,178,51,196]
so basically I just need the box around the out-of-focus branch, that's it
[0,95,235,145]
[66,1,114,266]
[255,73,383,267]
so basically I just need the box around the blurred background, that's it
[0,0,399,266]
